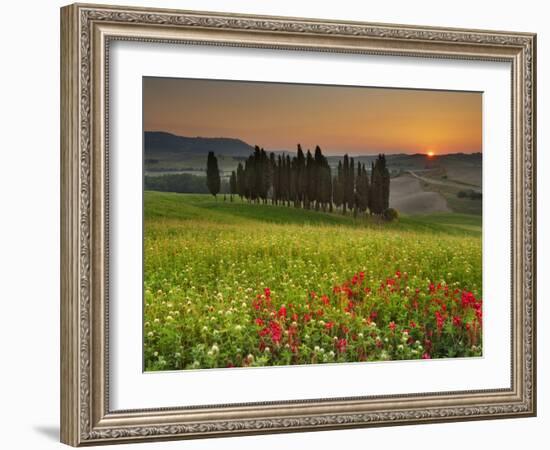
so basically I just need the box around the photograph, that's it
[142,77,483,372]
[57,2,536,445]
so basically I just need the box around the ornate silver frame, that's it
[60,3,536,446]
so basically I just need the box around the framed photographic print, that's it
[60,3,537,446]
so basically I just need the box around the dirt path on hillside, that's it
[407,171,482,194]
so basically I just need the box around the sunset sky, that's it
[143,77,482,155]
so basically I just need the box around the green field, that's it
[144,192,482,371]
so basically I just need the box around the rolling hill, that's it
[145,131,254,157]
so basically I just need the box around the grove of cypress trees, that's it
[225,144,389,217]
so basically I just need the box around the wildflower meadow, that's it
[144,192,482,371]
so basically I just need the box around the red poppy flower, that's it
[435,311,445,332]
[269,321,282,343]
[336,338,347,353]
[252,297,263,310]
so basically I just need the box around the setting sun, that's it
[427,150,435,157]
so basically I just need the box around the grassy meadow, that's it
[144,192,482,371]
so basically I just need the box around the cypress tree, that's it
[327,172,334,212]
[296,145,306,208]
[355,163,362,213]
[380,154,390,210]
[274,155,282,205]
[229,170,237,202]
[342,155,349,214]
[371,160,381,214]
[253,146,263,203]
[280,155,287,205]
[355,162,369,214]
[333,160,344,212]
[305,150,315,209]
[290,156,298,207]
[315,146,332,212]
[346,158,357,215]
[236,162,245,199]
[206,151,221,199]
[368,161,375,214]
[314,146,324,210]
[323,163,333,212]
[259,148,270,203]
[370,155,390,215]
[244,157,255,201]
[269,152,276,204]
[285,154,292,206]
[362,163,370,213]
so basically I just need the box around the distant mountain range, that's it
[145,131,254,157]
[145,131,480,161]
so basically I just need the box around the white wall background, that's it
[0,1,546,449]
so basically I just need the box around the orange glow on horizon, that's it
[143,78,482,155]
